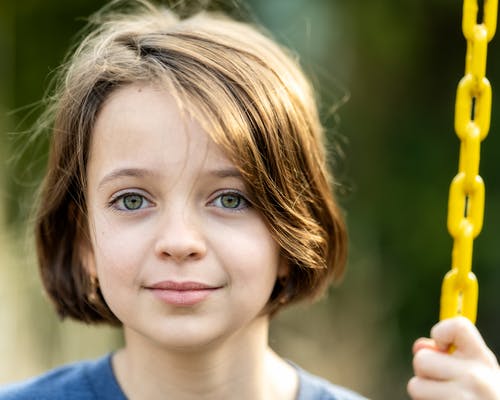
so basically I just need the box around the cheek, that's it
[215,219,281,293]
[90,215,148,287]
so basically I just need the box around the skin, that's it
[82,83,298,400]
[408,316,500,400]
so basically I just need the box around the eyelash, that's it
[107,190,251,213]
[108,191,153,212]
[209,190,251,212]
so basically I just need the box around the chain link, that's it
[440,0,498,323]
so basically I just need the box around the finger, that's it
[431,317,495,363]
[407,376,462,400]
[412,348,463,380]
[413,338,439,354]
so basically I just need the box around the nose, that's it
[154,205,207,263]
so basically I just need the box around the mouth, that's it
[146,281,222,306]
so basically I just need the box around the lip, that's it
[146,281,221,306]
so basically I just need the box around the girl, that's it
[1,1,499,399]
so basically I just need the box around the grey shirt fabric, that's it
[0,354,368,399]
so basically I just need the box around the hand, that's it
[408,316,500,399]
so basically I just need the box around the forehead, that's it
[88,83,234,179]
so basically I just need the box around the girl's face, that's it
[84,83,284,350]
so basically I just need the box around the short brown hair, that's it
[35,0,347,325]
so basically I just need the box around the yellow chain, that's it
[440,0,498,323]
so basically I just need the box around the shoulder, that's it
[295,365,370,400]
[0,354,125,400]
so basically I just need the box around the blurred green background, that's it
[2,1,500,399]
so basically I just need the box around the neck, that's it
[113,316,297,400]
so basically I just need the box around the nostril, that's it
[154,234,207,262]
[153,212,207,261]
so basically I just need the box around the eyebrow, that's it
[97,168,158,191]
[97,167,242,190]
[208,167,242,179]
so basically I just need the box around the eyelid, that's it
[208,189,251,211]
[108,189,154,212]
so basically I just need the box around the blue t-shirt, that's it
[0,354,368,400]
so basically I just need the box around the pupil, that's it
[124,195,143,210]
[222,194,240,208]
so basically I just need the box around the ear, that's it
[277,254,290,280]
[69,201,97,278]
[77,232,97,279]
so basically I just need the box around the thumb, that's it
[431,316,490,360]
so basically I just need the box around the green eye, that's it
[212,192,249,211]
[122,194,144,210]
[220,194,241,209]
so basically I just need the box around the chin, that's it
[130,318,231,352]
[151,330,230,353]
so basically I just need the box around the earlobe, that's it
[78,238,101,304]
